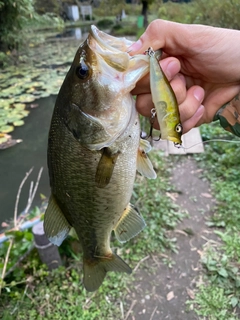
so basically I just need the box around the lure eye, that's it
[76,61,89,80]
[175,123,183,133]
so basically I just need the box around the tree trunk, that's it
[141,1,148,28]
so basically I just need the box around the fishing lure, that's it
[147,47,182,146]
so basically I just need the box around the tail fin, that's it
[83,254,132,292]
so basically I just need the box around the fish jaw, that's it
[55,26,149,150]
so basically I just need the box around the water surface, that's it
[0,96,56,225]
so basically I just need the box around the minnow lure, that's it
[147,47,182,146]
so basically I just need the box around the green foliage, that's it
[1,149,184,318]
[0,0,63,53]
[187,244,240,319]
[0,0,36,49]
[157,0,240,28]
[194,123,240,228]
[187,122,240,317]
[129,149,185,255]
[0,38,77,146]
[2,264,133,319]
[111,25,139,36]
[188,285,239,320]
[94,0,126,18]
[97,18,114,29]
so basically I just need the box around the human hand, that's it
[130,19,240,133]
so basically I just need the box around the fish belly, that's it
[48,109,140,254]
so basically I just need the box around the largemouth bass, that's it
[148,47,182,145]
[44,26,156,292]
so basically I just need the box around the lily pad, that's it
[0,118,8,126]
[1,125,14,133]
[13,103,26,110]
[0,135,9,144]
[13,120,24,126]
[16,94,36,103]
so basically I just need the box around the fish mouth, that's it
[90,25,133,52]
[88,25,133,72]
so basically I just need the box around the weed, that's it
[186,122,240,317]
[1,148,185,318]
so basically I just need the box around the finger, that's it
[182,105,205,134]
[135,73,187,119]
[128,19,185,55]
[179,86,204,124]
[135,93,154,118]
[161,58,181,81]
[170,74,187,105]
[132,57,181,95]
[179,86,205,133]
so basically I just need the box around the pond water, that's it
[0,25,134,228]
[0,26,94,228]
[0,96,56,226]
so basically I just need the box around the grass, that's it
[186,122,240,318]
[0,149,185,319]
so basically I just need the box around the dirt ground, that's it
[126,156,216,320]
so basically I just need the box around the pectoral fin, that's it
[137,138,157,179]
[114,204,146,243]
[44,194,71,246]
[95,147,120,188]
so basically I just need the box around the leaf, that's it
[0,135,9,144]
[218,268,228,278]
[186,288,195,300]
[13,120,24,126]
[231,296,238,308]
[201,193,212,198]
[0,118,8,126]
[1,125,14,133]
[13,103,26,110]
[166,291,174,301]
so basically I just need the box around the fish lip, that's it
[90,25,132,54]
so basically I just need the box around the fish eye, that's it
[76,61,89,80]
[175,123,183,133]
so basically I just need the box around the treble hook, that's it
[142,108,161,143]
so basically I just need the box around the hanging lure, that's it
[147,47,182,146]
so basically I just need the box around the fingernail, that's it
[128,39,143,53]
[164,60,181,81]
[164,61,177,79]
[195,104,205,117]
[193,87,204,102]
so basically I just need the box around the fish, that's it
[147,47,182,145]
[44,25,156,292]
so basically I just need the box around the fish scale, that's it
[44,25,156,292]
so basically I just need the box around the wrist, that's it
[214,93,240,136]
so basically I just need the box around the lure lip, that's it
[168,136,182,145]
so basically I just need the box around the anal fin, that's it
[95,147,120,188]
[114,204,146,243]
[44,194,71,246]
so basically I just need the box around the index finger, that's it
[128,19,190,56]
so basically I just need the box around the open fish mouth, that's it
[90,25,133,53]
[88,25,135,73]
